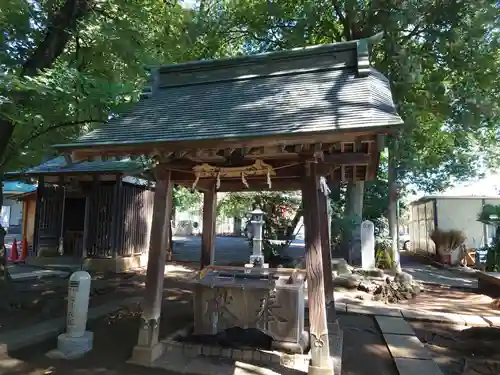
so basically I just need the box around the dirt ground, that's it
[0,272,399,375]
[338,281,500,317]
[0,263,199,333]
[398,283,500,316]
[410,321,500,375]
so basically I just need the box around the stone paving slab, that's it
[347,303,403,317]
[394,358,444,375]
[483,316,500,326]
[375,316,416,336]
[333,302,347,313]
[383,334,431,360]
[154,355,307,375]
[11,268,69,281]
[400,309,466,324]
[460,314,489,326]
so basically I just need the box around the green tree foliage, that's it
[0,0,232,279]
[0,0,244,277]
[218,0,500,191]
[477,205,500,271]
[1,0,498,275]
[173,186,202,213]
[218,191,301,240]
[217,192,255,218]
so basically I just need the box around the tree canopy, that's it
[0,0,499,271]
[2,0,499,184]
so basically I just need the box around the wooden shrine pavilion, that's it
[6,156,155,272]
[50,38,403,372]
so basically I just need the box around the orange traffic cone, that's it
[9,239,18,262]
[19,237,28,262]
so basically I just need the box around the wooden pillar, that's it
[200,182,216,269]
[318,189,334,304]
[302,162,332,373]
[166,209,174,261]
[111,174,123,257]
[82,195,90,260]
[33,176,44,256]
[131,169,172,365]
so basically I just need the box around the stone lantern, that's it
[246,208,268,268]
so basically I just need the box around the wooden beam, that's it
[200,182,217,269]
[322,152,370,165]
[69,129,395,159]
[133,168,173,361]
[301,163,331,369]
[367,141,378,180]
[174,150,188,159]
[376,134,387,152]
[177,178,303,192]
[223,148,235,158]
[63,154,72,165]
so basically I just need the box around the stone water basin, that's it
[192,266,308,353]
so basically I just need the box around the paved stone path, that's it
[7,263,70,280]
[400,253,477,289]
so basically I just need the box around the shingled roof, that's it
[6,156,145,177]
[54,38,403,151]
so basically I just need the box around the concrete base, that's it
[307,357,334,375]
[271,330,309,354]
[46,331,93,360]
[26,254,148,273]
[477,271,500,297]
[84,254,148,273]
[129,343,165,366]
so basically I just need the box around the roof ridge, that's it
[153,40,360,74]
[155,65,355,90]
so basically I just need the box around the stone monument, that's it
[47,271,94,359]
[245,208,269,269]
[361,220,376,270]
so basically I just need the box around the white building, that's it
[409,195,500,254]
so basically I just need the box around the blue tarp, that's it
[3,181,37,194]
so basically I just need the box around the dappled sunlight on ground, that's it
[339,314,398,375]
[410,321,500,375]
[398,284,499,315]
[403,266,477,288]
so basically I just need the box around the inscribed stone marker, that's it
[361,220,375,270]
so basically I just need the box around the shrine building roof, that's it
[53,37,403,154]
[5,156,145,177]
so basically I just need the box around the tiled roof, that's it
[6,156,145,177]
[53,38,403,150]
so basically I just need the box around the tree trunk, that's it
[0,171,11,281]
[0,0,93,281]
[329,181,341,251]
[388,140,401,271]
[341,182,364,264]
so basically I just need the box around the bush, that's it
[375,246,394,269]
